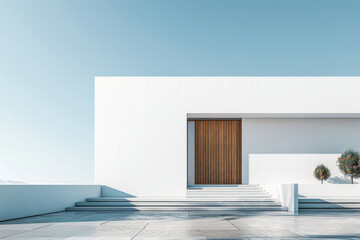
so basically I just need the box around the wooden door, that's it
[194,120,242,184]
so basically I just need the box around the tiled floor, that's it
[1,211,360,239]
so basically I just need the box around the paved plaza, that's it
[1,211,360,239]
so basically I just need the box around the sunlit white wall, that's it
[95,77,360,196]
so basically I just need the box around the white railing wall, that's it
[0,185,101,221]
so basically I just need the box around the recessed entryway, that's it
[188,120,242,185]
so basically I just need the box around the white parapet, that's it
[0,184,101,221]
[299,184,360,198]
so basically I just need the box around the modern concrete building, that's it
[60,76,356,213]
[95,77,360,192]
[3,77,360,221]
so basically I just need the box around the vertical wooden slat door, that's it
[194,120,242,184]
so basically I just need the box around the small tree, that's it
[314,164,331,184]
[337,149,360,184]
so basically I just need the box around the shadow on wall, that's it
[101,186,135,197]
[327,176,359,184]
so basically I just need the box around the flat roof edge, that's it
[187,113,360,119]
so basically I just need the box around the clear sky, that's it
[0,0,359,183]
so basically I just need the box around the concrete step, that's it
[187,184,259,188]
[86,197,276,202]
[298,197,360,211]
[187,189,265,194]
[76,201,282,207]
[67,186,284,212]
[187,194,271,198]
[187,188,264,194]
[299,203,360,209]
[187,185,260,190]
[66,206,288,211]
[300,208,360,212]
[299,198,360,203]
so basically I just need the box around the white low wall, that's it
[249,154,358,184]
[0,185,101,221]
[299,184,360,197]
[244,118,360,184]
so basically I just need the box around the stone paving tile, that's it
[4,224,141,239]
[2,211,360,239]
[0,230,28,239]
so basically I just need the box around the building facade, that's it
[95,77,360,197]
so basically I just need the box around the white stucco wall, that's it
[95,77,360,197]
[244,118,360,184]
[299,184,360,197]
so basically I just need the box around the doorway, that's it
[188,120,242,184]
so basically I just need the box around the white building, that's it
[3,76,360,221]
[95,77,360,197]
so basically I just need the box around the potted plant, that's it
[314,164,331,184]
[337,149,360,184]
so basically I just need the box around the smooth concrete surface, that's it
[2,211,360,239]
[299,184,360,197]
[0,185,101,221]
[244,118,360,184]
[95,77,360,196]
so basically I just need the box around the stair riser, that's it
[188,191,265,193]
[299,203,360,209]
[187,194,270,197]
[87,199,275,202]
[68,186,285,212]
[67,207,287,211]
[299,199,360,203]
[300,208,360,212]
[188,187,261,190]
[76,202,282,207]
[187,192,269,197]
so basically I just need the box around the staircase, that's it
[66,185,287,211]
[299,197,360,212]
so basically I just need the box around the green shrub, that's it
[337,149,360,184]
[314,164,331,184]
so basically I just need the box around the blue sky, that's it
[0,0,359,183]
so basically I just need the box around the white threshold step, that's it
[187,184,259,188]
[187,189,262,192]
[187,187,261,190]
[76,201,282,206]
[86,197,276,202]
[187,191,268,194]
[66,206,287,211]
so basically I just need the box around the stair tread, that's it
[67,206,287,211]
[187,184,259,187]
[300,208,360,212]
[77,202,281,206]
[300,203,360,208]
[299,198,360,203]
[71,186,283,212]
[87,197,275,202]
[187,189,261,191]
[187,196,271,198]
[299,196,360,199]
